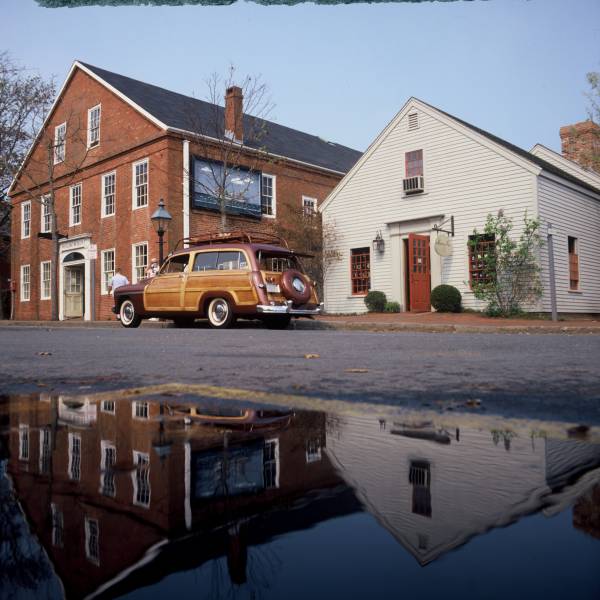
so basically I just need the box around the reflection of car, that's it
[113,231,323,329]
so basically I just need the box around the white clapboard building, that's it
[320,99,600,314]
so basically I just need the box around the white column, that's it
[182,140,190,246]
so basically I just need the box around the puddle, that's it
[1,391,599,599]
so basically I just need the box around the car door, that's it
[144,253,190,312]
[183,250,219,311]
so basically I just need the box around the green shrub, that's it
[431,285,462,312]
[364,291,387,312]
[384,301,401,313]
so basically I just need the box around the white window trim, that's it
[100,248,115,295]
[264,437,280,489]
[68,432,81,481]
[302,195,317,215]
[131,450,151,508]
[20,264,30,302]
[69,183,82,227]
[84,517,100,565]
[54,122,66,164]
[19,424,29,460]
[101,400,116,414]
[87,104,101,148]
[131,242,148,284]
[40,195,51,234]
[21,201,31,239]
[100,440,117,497]
[101,171,116,218]
[131,158,149,210]
[261,173,277,218]
[40,260,51,300]
[131,400,149,419]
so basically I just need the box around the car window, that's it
[258,253,299,272]
[193,251,218,272]
[216,251,248,271]
[162,254,189,273]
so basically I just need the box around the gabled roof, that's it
[79,62,362,175]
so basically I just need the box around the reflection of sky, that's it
[117,510,600,600]
[193,158,260,205]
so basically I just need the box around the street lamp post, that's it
[150,199,173,267]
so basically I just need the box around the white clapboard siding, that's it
[531,144,600,191]
[538,175,600,313]
[323,102,537,313]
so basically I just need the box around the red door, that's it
[408,234,431,312]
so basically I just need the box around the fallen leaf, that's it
[345,368,369,373]
[304,353,320,359]
[36,351,52,356]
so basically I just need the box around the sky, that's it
[1,0,599,154]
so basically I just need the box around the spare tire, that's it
[280,270,311,304]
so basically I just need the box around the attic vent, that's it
[408,112,419,131]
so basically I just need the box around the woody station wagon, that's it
[113,231,322,329]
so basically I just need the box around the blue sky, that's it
[1,0,599,153]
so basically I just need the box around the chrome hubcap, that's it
[292,277,306,293]
[211,300,228,324]
[122,303,134,324]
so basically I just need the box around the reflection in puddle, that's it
[1,393,599,599]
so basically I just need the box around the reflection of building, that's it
[326,415,600,565]
[7,395,357,598]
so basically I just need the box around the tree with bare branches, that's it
[584,69,600,173]
[187,66,274,233]
[0,52,55,318]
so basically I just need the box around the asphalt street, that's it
[1,325,599,424]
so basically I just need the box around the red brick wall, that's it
[560,120,600,172]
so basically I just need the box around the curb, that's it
[1,319,599,335]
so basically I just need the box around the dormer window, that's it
[87,105,101,148]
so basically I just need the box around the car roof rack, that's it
[174,230,290,252]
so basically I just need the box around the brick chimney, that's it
[224,86,243,142]
[559,119,600,172]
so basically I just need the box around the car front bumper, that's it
[257,302,323,316]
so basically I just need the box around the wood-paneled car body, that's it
[113,232,323,329]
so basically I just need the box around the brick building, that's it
[8,61,361,321]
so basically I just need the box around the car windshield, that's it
[257,252,300,272]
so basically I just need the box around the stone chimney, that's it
[559,119,600,172]
[224,86,243,142]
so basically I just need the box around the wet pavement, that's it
[1,390,599,599]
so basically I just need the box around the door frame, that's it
[59,234,92,321]
[407,233,431,312]
[63,263,85,318]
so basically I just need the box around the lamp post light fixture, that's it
[150,199,172,266]
[372,230,385,253]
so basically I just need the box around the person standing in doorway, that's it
[108,267,129,319]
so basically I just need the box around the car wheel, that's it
[264,315,291,330]
[173,317,196,328]
[119,299,142,328]
[207,297,234,329]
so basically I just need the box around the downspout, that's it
[182,140,190,247]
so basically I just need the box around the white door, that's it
[64,266,84,318]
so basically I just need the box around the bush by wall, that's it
[431,285,462,312]
[384,301,401,313]
[364,291,387,312]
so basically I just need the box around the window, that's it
[163,253,189,274]
[408,112,419,131]
[263,439,279,489]
[20,265,30,302]
[41,196,51,233]
[70,183,82,226]
[54,122,66,164]
[100,441,116,497]
[39,428,51,474]
[133,401,149,419]
[405,150,423,178]
[51,504,64,548]
[132,451,151,507]
[261,174,276,217]
[350,248,370,295]
[101,249,115,295]
[568,237,579,290]
[302,196,317,216]
[468,234,495,285]
[305,439,322,463]
[68,433,81,480]
[21,201,31,239]
[85,517,100,564]
[216,251,247,271]
[132,242,148,283]
[19,424,29,460]
[40,261,51,300]
[101,172,116,217]
[101,400,115,413]
[87,105,101,147]
[193,251,218,272]
[409,460,431,518]
[132,159,149,208]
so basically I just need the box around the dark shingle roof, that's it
[420,99,600,195]
[80,62,362,174]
